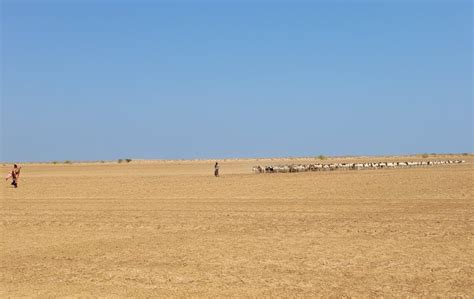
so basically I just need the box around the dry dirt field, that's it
[1,155,473,297]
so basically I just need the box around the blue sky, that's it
[1,1,472,162]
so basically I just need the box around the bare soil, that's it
[1,156,473,297]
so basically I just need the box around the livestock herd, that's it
[252,160,465,174]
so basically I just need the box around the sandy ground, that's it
[1,156,473,297]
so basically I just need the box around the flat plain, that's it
[1,155,473,297]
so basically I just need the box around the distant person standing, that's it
[5,164,21,188]
[214,162,220,177]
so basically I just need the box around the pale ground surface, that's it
[1,155,473,297]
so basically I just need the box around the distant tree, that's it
[318,155,327,160]
[125,158,132,163]
[64,160,72,164]
[422,153,429,158]
[118,159,123,163]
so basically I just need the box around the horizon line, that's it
[2,152,472,165]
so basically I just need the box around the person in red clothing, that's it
[5,164,21,188]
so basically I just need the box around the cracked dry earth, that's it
[1,157,473,297]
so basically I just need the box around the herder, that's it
[6,164,21,188]
[214,162,220,177]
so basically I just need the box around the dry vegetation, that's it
[1,155,473,297]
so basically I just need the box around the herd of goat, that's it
[252,160,466,174]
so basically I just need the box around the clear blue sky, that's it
[1,1,472,162]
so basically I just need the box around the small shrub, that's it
[318,155,326,160]
[422,153,429,158]
[64,160,72,164]
[118,159,123,163]
[125,158,132,163]
[100,160,105,163]
[52,161,58,164]
[462,153,469,156]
